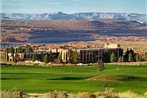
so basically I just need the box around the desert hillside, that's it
[1,19,147,42]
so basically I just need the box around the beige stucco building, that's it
[59,43,123,64]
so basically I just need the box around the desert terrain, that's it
[1,19,147,52]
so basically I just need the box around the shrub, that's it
[0,90,24,98]
[77,92,96,98]
[95,88,118,98]
[49,90,68,98]
[144,92,147,98]
[110,53,117,63]
[43,54,50,63]
[118,91,143,98]
[97,59,105,72]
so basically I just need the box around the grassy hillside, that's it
[1,65,147,94]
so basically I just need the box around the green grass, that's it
[1,65,147,94]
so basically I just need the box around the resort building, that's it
[5,43,123,64]
[78,47,122,64]
[59,43,123,64]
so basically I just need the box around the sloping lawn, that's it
[1,65,147,94]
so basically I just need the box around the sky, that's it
[1,0,147,14]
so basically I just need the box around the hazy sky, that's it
[1,0,147,14]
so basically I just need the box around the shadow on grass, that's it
[2,73,40,74]
[0,64,12,66]
[115,75,147,81]
[89,75,147,82]
[49,77,90,80]
[1,78,23,80]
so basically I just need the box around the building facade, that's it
[5,43,123,64]
[78,48,123,64]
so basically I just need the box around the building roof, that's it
[78,47,121,51]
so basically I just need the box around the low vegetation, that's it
[1,88,147,98]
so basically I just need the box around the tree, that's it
[110,53,116,63]
[32,53,37,62]
[67,50,73,63]
[26,45,33,52]
[124,48,135,62]
[54,53,62,64]
[68,51,78,64]
[17,46,25,53]
[102,51,110,63]
[39,52,44,62]
[119,48,124,57]
[7,47,14,53]
[144,52,147,61]
[71,50,78,64]
[97,59,104,72]
[14,54,18,63]
[118,56,124,62]
[128,53,133,62]
[135,53,141,62]
[43,54,50,63]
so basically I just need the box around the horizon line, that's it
[1,11,147,15]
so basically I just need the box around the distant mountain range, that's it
[1,12,147,24]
